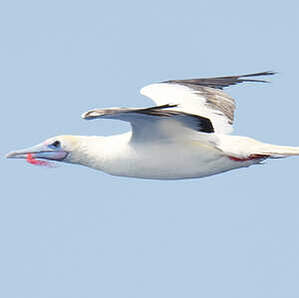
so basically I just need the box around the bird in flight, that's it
[6,71,299,179]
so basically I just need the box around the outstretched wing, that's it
[140,71,275,134]
[82,104,214,142]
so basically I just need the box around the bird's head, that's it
[6,135,82,165]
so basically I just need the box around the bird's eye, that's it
[50,140,61,148]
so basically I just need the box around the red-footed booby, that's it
[6,72,299,179]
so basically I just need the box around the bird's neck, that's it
[66,134,130,171]
[67,136,108,170]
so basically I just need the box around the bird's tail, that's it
[256,143,299,158]
[219,135,299,159]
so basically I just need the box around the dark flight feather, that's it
[163,71,275,90]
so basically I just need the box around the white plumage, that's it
[6,71,299,179]
[140,82,234,134]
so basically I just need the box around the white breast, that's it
[98,133,246,180]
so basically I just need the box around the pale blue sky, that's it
[2,1,299,297]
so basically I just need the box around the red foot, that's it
[228,154,269,162]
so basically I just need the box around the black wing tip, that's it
[235,71,277,85]
[239,71,276,79]
[82,109,108,120]
[162,70,277,89]
[82,111,93,119]
[240,70,276,76]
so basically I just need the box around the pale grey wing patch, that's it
[163,71,275,89]
[192,86,235,124]
[82,104,214,133]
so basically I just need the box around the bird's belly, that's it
[103,141,245,180]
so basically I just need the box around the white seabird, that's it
[6,71,299,179]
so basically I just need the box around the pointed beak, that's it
[6,143,68,161]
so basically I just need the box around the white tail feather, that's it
[257,144,299,157]
[219,135,299,158]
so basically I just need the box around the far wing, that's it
[140,71,275,134]
[82,104,214,142]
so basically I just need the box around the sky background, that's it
[1,1,299,297]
